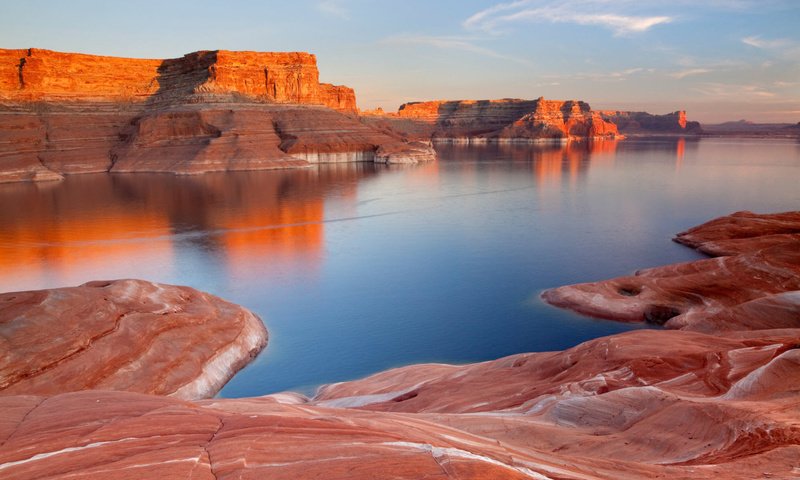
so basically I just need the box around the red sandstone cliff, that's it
[0,48,434,182]
[1,48,355,110]
[365,97,619,141]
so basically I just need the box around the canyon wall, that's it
[0,48,434,183]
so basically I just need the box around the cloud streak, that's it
[464,1,672,36]
[383,34,531,65]
[742,36,791,49]
[670,68,712,79]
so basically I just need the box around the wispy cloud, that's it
[670,68,712,79]
[382,34,531,65]
[694,82,776,99]
[742,35,800,61]
[464,1,672,36]
[317,0,349,20]
[741,36,791,49]
[547,67,655,82]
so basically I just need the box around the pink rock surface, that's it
[542,211,800,331]
[0,279,267,400]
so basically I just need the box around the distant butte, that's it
[362,97,701,141]
[0,48,435,183]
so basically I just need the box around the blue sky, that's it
[1,0,799,122]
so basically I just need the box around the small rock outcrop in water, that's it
[0,48,435,183]
[1,212,799,478]
[0,279,267,400]
[541,210,800,331]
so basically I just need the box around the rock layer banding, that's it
[0,48,435,183]
[0,279,267,400]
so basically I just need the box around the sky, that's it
[1,0,799,122]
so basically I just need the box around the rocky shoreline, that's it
[1,211,798,479]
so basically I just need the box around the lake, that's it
[1,137,798,397]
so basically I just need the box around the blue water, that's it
[0,138,798,396]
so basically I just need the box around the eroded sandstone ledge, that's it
[0,48,435,183]
[542,211,800,331]
[0,279,267,400]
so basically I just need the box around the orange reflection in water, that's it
[676,137,685,170]
[0,167,376,292]
[0,182,174,290]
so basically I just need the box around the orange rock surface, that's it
[0,48,434,182]
[1,48,354,110]
[0,279,267,400]
[367,97,619,141]
[542,211,800,331]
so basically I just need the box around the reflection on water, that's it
[0,164,378,290]
[0,138,797,397]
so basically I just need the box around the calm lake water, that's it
[1,138,798,397]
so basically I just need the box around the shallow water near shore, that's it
[1,137,798,397]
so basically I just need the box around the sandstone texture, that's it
[0,279,267,400]
[365,97,619,141]
[0,48,435,182]
[599,110,702,135]
[542,211,800,331]
[1,327,798,479]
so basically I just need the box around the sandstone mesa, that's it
[0,212,798,479]
[0,48,435,183]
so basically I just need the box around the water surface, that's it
[1,138,798,396]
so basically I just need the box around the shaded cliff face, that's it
[0,48,435,183]
[372,97,619,140]
[599,110,702,134]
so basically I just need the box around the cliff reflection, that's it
[0,164,377,291]
[435,139,620,186]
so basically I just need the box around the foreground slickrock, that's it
[0,279,267,399]
[542,210,800,331]
[0,48,435,183]
[1,212,799,479]
[1,327,798,479]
